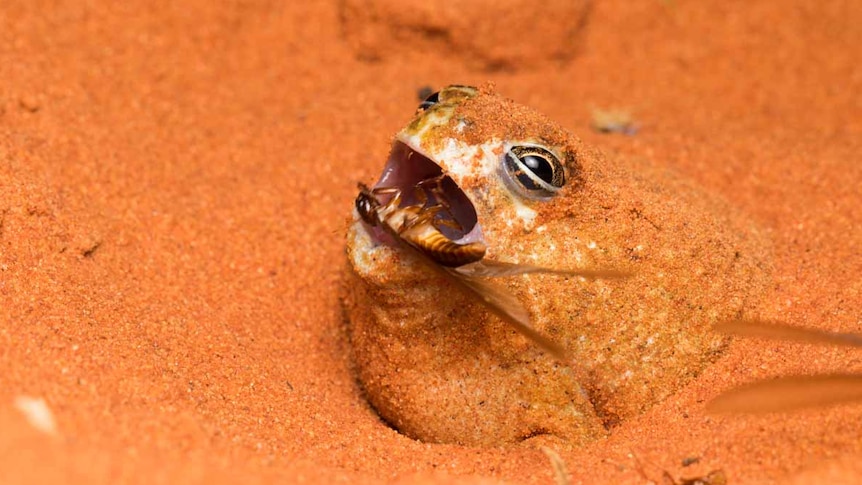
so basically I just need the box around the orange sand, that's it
[1,1,860,483]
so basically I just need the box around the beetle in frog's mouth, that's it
[355,139,487,267]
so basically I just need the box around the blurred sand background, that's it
[1,1,860,483]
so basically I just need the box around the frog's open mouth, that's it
[369,140,483,245]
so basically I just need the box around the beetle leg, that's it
[431,216,464,232]
[415,175,448,208]
[370,186,402,208]
[416,175,465,233]
[399,204,441,232]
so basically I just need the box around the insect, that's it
[707,319,862,413]
[354,177,628,361]
[355,174,487,267]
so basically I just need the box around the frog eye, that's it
[501,145,566,200]
[416,85,478,113]
[417,90,440,111]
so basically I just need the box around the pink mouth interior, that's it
[368,140,484,245]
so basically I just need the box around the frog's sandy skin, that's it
[343,85,772,446]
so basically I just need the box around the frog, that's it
[342,84,772,446]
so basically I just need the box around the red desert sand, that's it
[1,1,860,484]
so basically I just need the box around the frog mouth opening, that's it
[370,140,483,244]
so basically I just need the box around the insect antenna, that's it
[707,373,862,413]
[455,259,631,280]
[714,319,862,348]
[707,319,862,413]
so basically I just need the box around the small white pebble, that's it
[14,396,57,435]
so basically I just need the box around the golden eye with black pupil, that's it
[501,145,566,200]
[417,90,440,111]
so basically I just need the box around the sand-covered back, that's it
[1,1,860,483]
